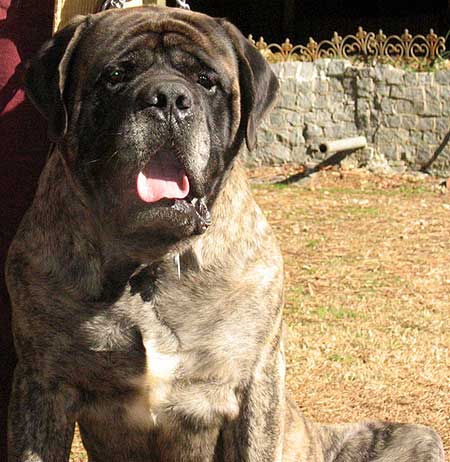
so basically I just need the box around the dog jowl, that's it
[6,6,445,462]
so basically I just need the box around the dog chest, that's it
[125,337,240,430]
[125,337,180,428]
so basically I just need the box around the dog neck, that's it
[157,161,280,282]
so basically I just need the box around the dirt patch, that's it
[70,166,450,459]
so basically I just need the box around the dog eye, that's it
[105,68,127,85]
[197,73,216,92]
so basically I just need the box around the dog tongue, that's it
[137,152,189,203]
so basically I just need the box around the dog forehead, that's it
[76,7,238,76]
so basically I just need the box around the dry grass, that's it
[70,166,450,460]
[252,165,450,455]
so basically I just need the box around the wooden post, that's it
[53,0,166,32]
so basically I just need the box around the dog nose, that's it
[138,82,193,121]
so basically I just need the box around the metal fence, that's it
[249,27,448,70]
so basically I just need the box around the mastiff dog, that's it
[6,6,445,462]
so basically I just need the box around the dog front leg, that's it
[8,366,77,462]
[236,348,286,462]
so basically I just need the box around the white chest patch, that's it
[126,339,179,428]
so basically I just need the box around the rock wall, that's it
[244,60,450,175]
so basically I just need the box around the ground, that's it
[70,165,450,460]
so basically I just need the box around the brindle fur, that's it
[6,6,445,462]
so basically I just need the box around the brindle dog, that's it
[6,6,445,462]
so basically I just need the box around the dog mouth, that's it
[136,150,212,233]
[137,150,190,203]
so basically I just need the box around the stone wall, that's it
[244,60,450,175]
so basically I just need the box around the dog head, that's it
[25,7,278,248]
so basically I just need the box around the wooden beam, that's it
[53,0,166,32]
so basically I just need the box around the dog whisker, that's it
[173,253,181,280]
[84,158,103,165]
[106,150,120,164]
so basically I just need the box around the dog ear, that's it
[220,20,279,151]
[24,16,90,141]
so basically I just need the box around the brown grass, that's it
[70,166,450,460]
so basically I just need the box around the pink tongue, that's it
[137,153,190,203]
